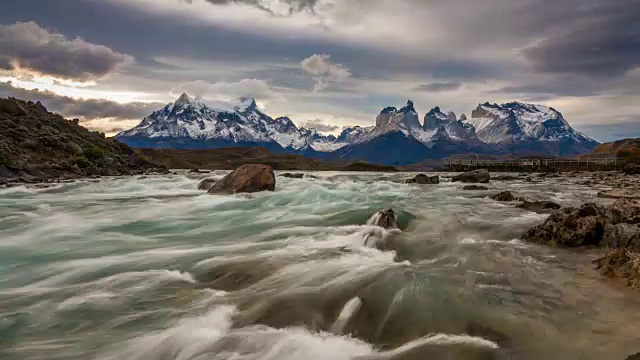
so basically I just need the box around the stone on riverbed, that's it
[462,185,489,191]
[491,191,516,202]
[516,200,561,214]
[452,169,490,183]
[594,249,640,289]
[208,164,275,194]
[197,178,217,191]
[280,173,304,179]
[404,174,439,184]
[597,189,640,200]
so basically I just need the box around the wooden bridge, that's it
[444,158,620,172]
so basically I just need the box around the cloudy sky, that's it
[0,0,638,141]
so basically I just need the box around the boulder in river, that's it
[197,178,217,191]
[522,199,640,247]
[597,189,640,200]
[280,173,304,179]
[452,169,490,183]
[516,200,561,214]
[404,174,439,184]
[462,185,489,191]
[208,164,275,194]
[491,191,516,202]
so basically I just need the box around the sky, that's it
[0,0,639,141]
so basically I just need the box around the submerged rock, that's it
[452,169,490,183]
[404,174,439,184]
[208,164,275,194]
[491,191,516,202]
[462,185,489,191]
[197,178,217,191]
[280,173,304,179]
[516,200,561,214]
[594,249,640,289]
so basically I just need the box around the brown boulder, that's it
[208,164,275,194]
[452,169,490,183]
[594,249,640,289]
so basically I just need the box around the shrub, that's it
[83,145,106,163]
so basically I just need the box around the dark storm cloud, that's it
[414,82,462,92]
[0,82,163,120]
[521,0,640,78]
[0,22,133,81]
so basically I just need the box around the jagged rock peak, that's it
[237,97,258,112]
[174,93,192,107]
[400,100,416,113]
[460,113,467,121]
[426,106,442,116]
[446,111,457,122]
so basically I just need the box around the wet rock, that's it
[366,209,399,230]
[491,191,516,202]
[208,164,275,194]
[452,169,490,183]
[522,199,640,247]
[516,200,561,214]
[623,163,640,175]
[462,185,489,191]
[404,174,439,184]
[197,177,217,191]
[597,189,640,200]
[594,249,640,289]
[602,223,640,250]
[280,173,304,179]
[626,352,640,360]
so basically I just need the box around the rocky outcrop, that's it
[462,185,489,190]
[208,164,275,194]
[452,169,490,183]
[280,173,304,179]
[516,200,561,214]
[0,97,164,182]
[404,174,439,184]
[197,178,217,191]
[491,191,516,202]
[623,163,640,175]
[523,199,640,247]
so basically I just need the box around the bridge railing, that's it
[444,158,620,171]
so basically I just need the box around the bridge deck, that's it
[444,158,620,172]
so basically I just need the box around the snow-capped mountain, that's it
[466,102,599,156]
[116,94,599,165]
[116,94,340,153]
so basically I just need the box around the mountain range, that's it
[116,94,599,165]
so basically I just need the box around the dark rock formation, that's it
[491,191,516,202]
[280,173,304,179]
[626,352,640,360]
[197,178,217,191]
[623,163,640,175]
[462,185,489,191]
[516,200,561,214]
[452,169,490,183]
[0,97,164,182]
[208,164,275,194]
[522,199,640,247]
[404,174,440,184]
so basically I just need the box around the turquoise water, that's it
[1,171,639,359]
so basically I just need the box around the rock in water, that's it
[626,352,640,360]
[280,173,304,179]
[404,174,440,184]
[197,178,217,191]
[366,209,399,230]
[491,191,516,202]
[597,189,640,200]
[452,169,490,183]
[522,199,640,247]
[462,185,489,191]
[208,164,275,194]
[516,200,561,214]
[595,249,640,289]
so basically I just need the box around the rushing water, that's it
[1,171,640,360]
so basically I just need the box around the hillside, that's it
[586,138,640,163]
[0,98,164,182]
[136,147,398,171]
